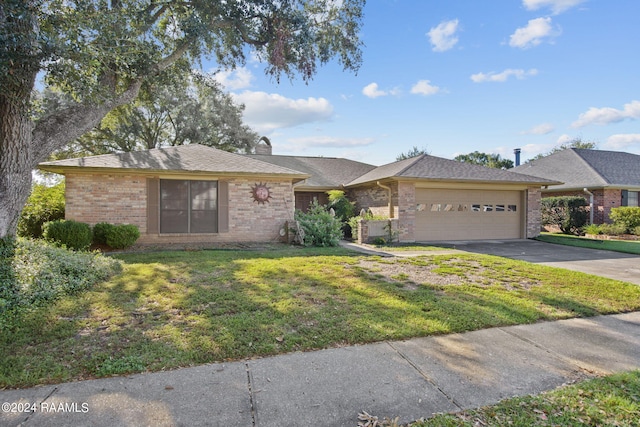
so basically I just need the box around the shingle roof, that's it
[39,144,309,179]
[346,154,558,186]
[248,154,377,188]
[511,148,640,190]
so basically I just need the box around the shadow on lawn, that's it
[2,248,639,388]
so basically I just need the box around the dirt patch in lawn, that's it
[351,256,541,290]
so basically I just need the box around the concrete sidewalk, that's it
[2,312,639,427]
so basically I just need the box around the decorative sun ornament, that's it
[251,182,272,204]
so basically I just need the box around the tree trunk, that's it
[0,96,34,239]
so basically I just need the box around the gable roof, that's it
[39,144,310,181]
[346,154,559,187]
[512,149,640,190]
[248,154,376,189]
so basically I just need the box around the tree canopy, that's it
[0,0,366,238]
[396,146,430,161]
[454,151,514,169]
[528,138,598,162]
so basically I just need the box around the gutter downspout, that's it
[583,188,594,225]
[376,181,394,218]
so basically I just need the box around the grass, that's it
[410,370,640,426]
[2,246,640,388]
[537,233,640,255]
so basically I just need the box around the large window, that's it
[160,180,218,233]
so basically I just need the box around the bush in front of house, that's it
[598,223,628,236]
[327,190,356,238]
[1,238,122,322]
[541,196,588,235]
[92,222,114,246]
[17,182,65,238]
[294,201,343,247]
[105,224,140,249]
[609,207,640,234]
[43,219,93,251]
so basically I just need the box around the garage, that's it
[415,188,524,241]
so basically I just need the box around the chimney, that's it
[514,148,521,167]
[255,136,272,155]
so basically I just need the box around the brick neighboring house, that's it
[39,143,557,244]
[512,149,640,224]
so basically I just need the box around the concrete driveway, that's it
[440,239,640,285]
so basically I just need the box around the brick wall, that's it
[526,187,542,238]
[544,189,621,224]
[348,183,398,218]
[65,173,147,230]
[65,173,295,244]
[397,182,415,242]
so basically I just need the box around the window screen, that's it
[160,180,218,233]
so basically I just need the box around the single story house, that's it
[512,149,640,224]
[39,143,558,244]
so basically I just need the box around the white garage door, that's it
[415,188,523,241]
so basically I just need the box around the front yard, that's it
[2,246,640,389]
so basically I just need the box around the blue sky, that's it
[207,0,640,166]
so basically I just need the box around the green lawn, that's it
[537,233,640,255]
[409,370,640,426]
[2,246,640,388]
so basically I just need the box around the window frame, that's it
[159,179,219,234]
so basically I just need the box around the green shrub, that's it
[609,207,640,233]
[93,222,115,245]
[17,182,65,238]
[633,226,640,236]
[327,190,356,237]
[541,196,588,235]
[583,224,602,235]
[347,211,388,240]
[43,220,93,251]
[106,224,140,249]
[1,238,121,320]
[598,223,627,236]
[294,201,343,247]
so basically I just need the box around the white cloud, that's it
[427,19,460,52]
[213,67,253,90]
[362,82,388,98]
[572,100,640,128]
[557,134,574,144]
[410,80,441,96]
[509,17,555,49]
[362,83,400,98]
[523,0,586,15]
[522,123,555,135]
[470,68,538,83]
[604,134,640,150]
[231,91,334,133]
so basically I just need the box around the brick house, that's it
[39,143,556,244]
[512,149,640,224]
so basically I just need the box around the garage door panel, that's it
[415,189,522,241]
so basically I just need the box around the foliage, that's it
[327,190,356,237]
[541,196,588,235]
[0,0,366,239]
[347,211,389,240]
[582,224,602,235]
[0,238,121,323]
[598,223,627,236]
[105,224,141,249]
[50,72,260,159]
[454,151,514,169]
[634,226,640,236]
[609,207,640,233]
[43,220,93,251]
[92,222,114,246]
[529,137,598,162]
[537,233,640,255]
[396,146,430,161]
[17,182,65,238]
[294,201,343,246]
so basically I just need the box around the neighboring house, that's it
[39,143,557,244]
[512,149,640,224]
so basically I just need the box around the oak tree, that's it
[0,0,365,238]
